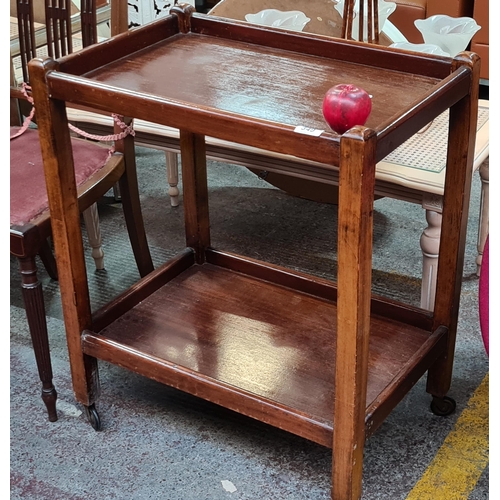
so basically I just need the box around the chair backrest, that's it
[341,0,380,44]
[11,0,109,85]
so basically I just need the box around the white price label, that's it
[294,125,324,137]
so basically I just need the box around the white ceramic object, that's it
[389,42,450,56]
[414,15,481,57]
[334,0,397,42]
[244,9,311,32]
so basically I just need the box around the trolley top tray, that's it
[47,6,472,166]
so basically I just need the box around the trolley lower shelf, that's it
[83,248,447,447]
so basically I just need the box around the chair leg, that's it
[112,182,122,202]
[420,209,442,311]
[18,255,58,422]
[82,202,105,270]
[166,151,180,207]
[38,238,58,280]
[476,160,489,276]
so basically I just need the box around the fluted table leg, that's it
[18,256,58,422]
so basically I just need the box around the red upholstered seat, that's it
[10,127,110,226]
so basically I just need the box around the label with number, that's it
[294,125,324,137]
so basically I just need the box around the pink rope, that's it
[10,83,135,153]
[10,83,35,139]
[68,114,136,142]
[68,114,136,160]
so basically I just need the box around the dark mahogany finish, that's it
[28,5,480,498]
[15,0,37,83]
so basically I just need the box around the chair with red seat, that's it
[10,93,154,422]
[10,0,154,422]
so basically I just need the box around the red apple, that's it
[322,84,372,134]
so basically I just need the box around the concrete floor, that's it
[10,148,489,499]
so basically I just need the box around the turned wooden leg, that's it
[18,256,58,422]
[82,203,105,271]
[112,182,121,201]
[166,151,180,207]
[476,160,489,276]
[420,209,442,311]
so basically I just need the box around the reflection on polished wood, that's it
[84,250,440,446]
[83,32,440,136]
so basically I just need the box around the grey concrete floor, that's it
[10,147,489,499]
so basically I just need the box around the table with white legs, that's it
[163,100,490,311]
[69,99,489,310]
[374,100,489,309]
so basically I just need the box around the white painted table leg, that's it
[112,182,121,202]
[476,160,489,276]
[82,202,105,270]
[166,151,180,207]
[420,209,442,311]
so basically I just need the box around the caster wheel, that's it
[430,396,456,416]
[84,404,102,431]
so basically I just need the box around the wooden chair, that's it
[10,95,154,423]
[10,0,154,422]
[11,0,114,268]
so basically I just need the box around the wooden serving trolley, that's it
[29,4,480,498]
